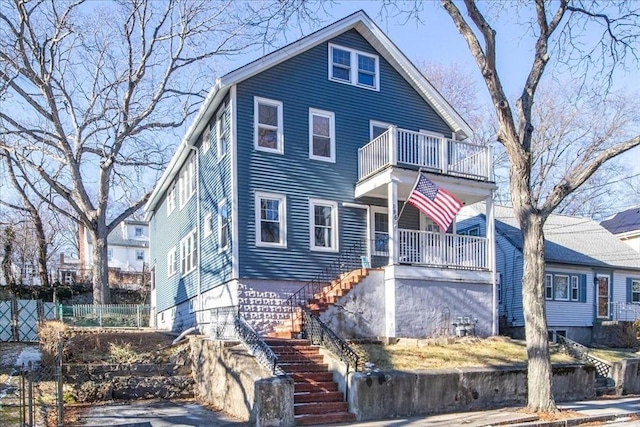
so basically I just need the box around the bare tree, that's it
[436,0,640,412]
[0,0,315,303]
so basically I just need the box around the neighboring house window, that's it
[203,212,213,237]
[497,272,502,304]
[255,191,286,247]
[629,279,640,303]
[167,248,176,277]
[309,109,335,162]
[202,123,211,154]
[328,44,379,90]
[218,199,230,251]
[217,108,227,160]
[180,229,197,275]
[179,156,195,208]
[459,226,480,236]
[167,185,176,215]
[545,274,553,300]
[136,250,144,261]
[309,199,338,252]
[135,227,143,237]
[254,97,283,154]
[554,274,569,301]
[107,249,113,261]
[571,276,579,301]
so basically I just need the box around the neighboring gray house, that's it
[79,220,150,273]
[459,204,640,344]
[144,11,498,337]
[601,205,640,254]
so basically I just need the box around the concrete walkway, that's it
[72,396,640,427]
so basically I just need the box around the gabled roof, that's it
[601,205,640,235]
[465,204,640,271]
[144,10,473,219]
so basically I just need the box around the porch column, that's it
[486,193,497,335]
[388,179,398,265]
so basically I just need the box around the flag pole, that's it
[396,168,423,224]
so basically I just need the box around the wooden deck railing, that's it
[398,230,488,270]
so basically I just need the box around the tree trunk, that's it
[90,230,111,304]
[519,211,556,412]
[32,213,50,288]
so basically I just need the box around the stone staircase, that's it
[269,268,370,339]
[265,338,355,426]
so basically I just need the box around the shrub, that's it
[38,321,68,366]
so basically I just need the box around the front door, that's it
[596,274,610,319]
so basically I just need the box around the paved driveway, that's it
[71,399,246,427]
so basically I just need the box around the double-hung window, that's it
[135,227,143,237]
[218,199,230,251]
[203,212,213,237]
[631,279,640,303]
[167,247,176,277]
[545,274,553,300]
[254,97,283,153]
[571,276,579,301]
[309,109,335,162]
[180,229,197,275]
[202,123,211,154]
[107,249,113,262]
[178,156,195,209]
[136,250,144,261]
[167,185,175,215]
[217,108,227,160]
[309,199,338,252]
[554,274,570,301]
[255,191,286,247]
[329,44,379,90]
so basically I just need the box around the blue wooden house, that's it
[458,204,640,345]
[144,11,498,339]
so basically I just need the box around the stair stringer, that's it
[319,269,386,340]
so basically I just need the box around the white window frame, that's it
[203,211,213,237]
[545,273,553,300]
[179,156,195,209]
[255,191,287,248]
[370,120,392,140]
[217,108,227,160]
[180,229,197,276]
[167,185,175,215]
[309,199,339,252]
[167,247,176,277]
[554,274,570,301]
[107,248,113,261]
[254,97,284,154]
[135,227,143,237]
[632,279,640,303]
[308,108,336,162]
[571,276,580,301]
[136,250,144,261]
[202,123,211,154]
[218,198,230,252]
[328,43,380,91]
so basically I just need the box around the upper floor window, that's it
[217,108,228,160]
[218,199,230,251]
[370,120,392,140]
[203,211,213,237]
[309,199,338,252]
[135,227,143,237]
[107,248,113,261]
[167,247,176,277]
[254,97,283,154]
[329,44,379,90]
[179,156,195,209]
[136,250,144,261]
[167,185,175,215]
[202,123,211,154]
[180,229,197,275]
[309,109,335,162]
[255,191,286,247]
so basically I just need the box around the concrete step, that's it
[294,381,338,393]
[294,391,344,403]
[294,401,349,415]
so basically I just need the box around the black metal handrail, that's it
[301,307,360,372]
[235,314,284,375]
[557,335,612,378]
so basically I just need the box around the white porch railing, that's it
[609,302,640,321]
[358,127,492,181]
[398,229,488,270]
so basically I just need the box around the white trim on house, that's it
[218,198,230,253]
[309,198,339,252]
[167,247,177,278]
[230,85,239,279]
[254,97,284,154]
[178,155,195,210]
[166,185,175,216]
[328,43,380,91]
[202,123,211,154]
[203,211,213,237]
[308,108,336,163]
[255,191,287,248]
[180,229,197,276]
[217,107,227,161]
[144,10,473,218]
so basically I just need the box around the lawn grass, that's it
[352,337,576,370]
[589,348,639,363]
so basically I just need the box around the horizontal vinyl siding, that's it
[545,264,593,327]
[236,29,452,281]
[613,270,640,304]
[495,233,524,326]
[199,99,233,293]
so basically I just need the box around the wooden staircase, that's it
[265,338,356,426]
[269,268,370,339]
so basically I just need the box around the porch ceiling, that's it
[355,167,496,206]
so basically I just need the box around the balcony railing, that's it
[609,302,640,321]
[398,229,488,270]
[358,127,492,181]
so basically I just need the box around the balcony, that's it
[358,127,492,182]
[398,230,488,270]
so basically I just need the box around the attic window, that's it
[328,44,379,91]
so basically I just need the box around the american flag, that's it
[407,173,462,232]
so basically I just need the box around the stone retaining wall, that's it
[612,358,640,395]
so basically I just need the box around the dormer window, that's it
[329,44,379,91]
